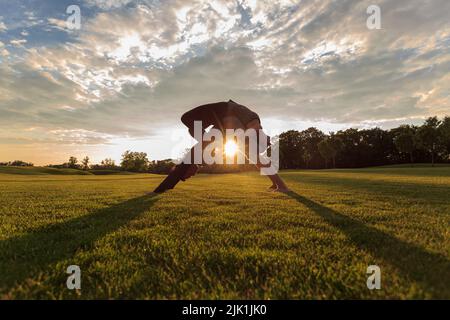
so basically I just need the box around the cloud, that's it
[84,0,135,9]
[0,21,6,32]
[0,0,450,163]
[10,39,27,47]
[0,49,8,57]
[0,41,8,56]
[46,18,68,32]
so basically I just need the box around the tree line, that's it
[2,116,449,173]
[0,160,34,167]
[44,152,176,174]
[279,116,450,169]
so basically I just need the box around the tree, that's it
[360,128,395,166]
[416,117,441,166]
[120,151,149,172]
[439,117,450,161]
[68,156,78,169]
[394,131,415,165]
[90,158,120,171]
[299,127,326,169]
[7,160,34,167]
[279,130,303,169]
[335,128,364,168]
[328,134,343,168]
[101,158,116,169]
[302,150,312,169]
[148,159,176,174]
[81,156,90,170]
[318,139,333,168]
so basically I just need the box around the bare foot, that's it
[268,184,277,191]
[273,188,291,193]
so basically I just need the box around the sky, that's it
[0,0,449,165]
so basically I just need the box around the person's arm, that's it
[247,119,290,192]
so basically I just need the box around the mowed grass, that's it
[0,167,449,299]
[0,166,93,175]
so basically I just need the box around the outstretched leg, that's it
[266,174,290,193]
[153,139,206,193]
[153,163,194,193]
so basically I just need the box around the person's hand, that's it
[181,165,199,181]
[255,161,271,169]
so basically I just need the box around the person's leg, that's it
[155,112,203,191]
[244,119,287,191]
[255,161,290,192]
[266,175,278,190]
[263,173,290,192]
[270,174,290,192]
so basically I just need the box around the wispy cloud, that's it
[0,0,449,164]
[10,39,27,47]
[0,21,7,32]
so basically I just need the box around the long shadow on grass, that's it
[282,174,450,203]
[288,192,450,298]
[0,194,158,292]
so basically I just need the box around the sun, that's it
[224,140,238,157]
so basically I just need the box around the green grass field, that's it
[0,166,449,299]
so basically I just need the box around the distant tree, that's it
[148,159,176,174]
[81,156,90,170]
[335,128,363,168]
[120,151,149,172]
[279,130,303,169]
[361,128,395,166]
[299,127,326,169]
[394,129,416,165]
[7,160,34,167]
[276,116,449,169]
[318,139,333,168]
[101,158,116,169]
[302,150,312,169]
[89,158,120,171]
[68,156,78,169]
[439,117,450,161]
[416,117,441,167]
[328,134,343,168]
[334,127,396,168]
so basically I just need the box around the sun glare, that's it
[224,140,238,157]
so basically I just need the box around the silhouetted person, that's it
[176,100,289,192]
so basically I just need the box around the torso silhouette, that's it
[181,100,260,136]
